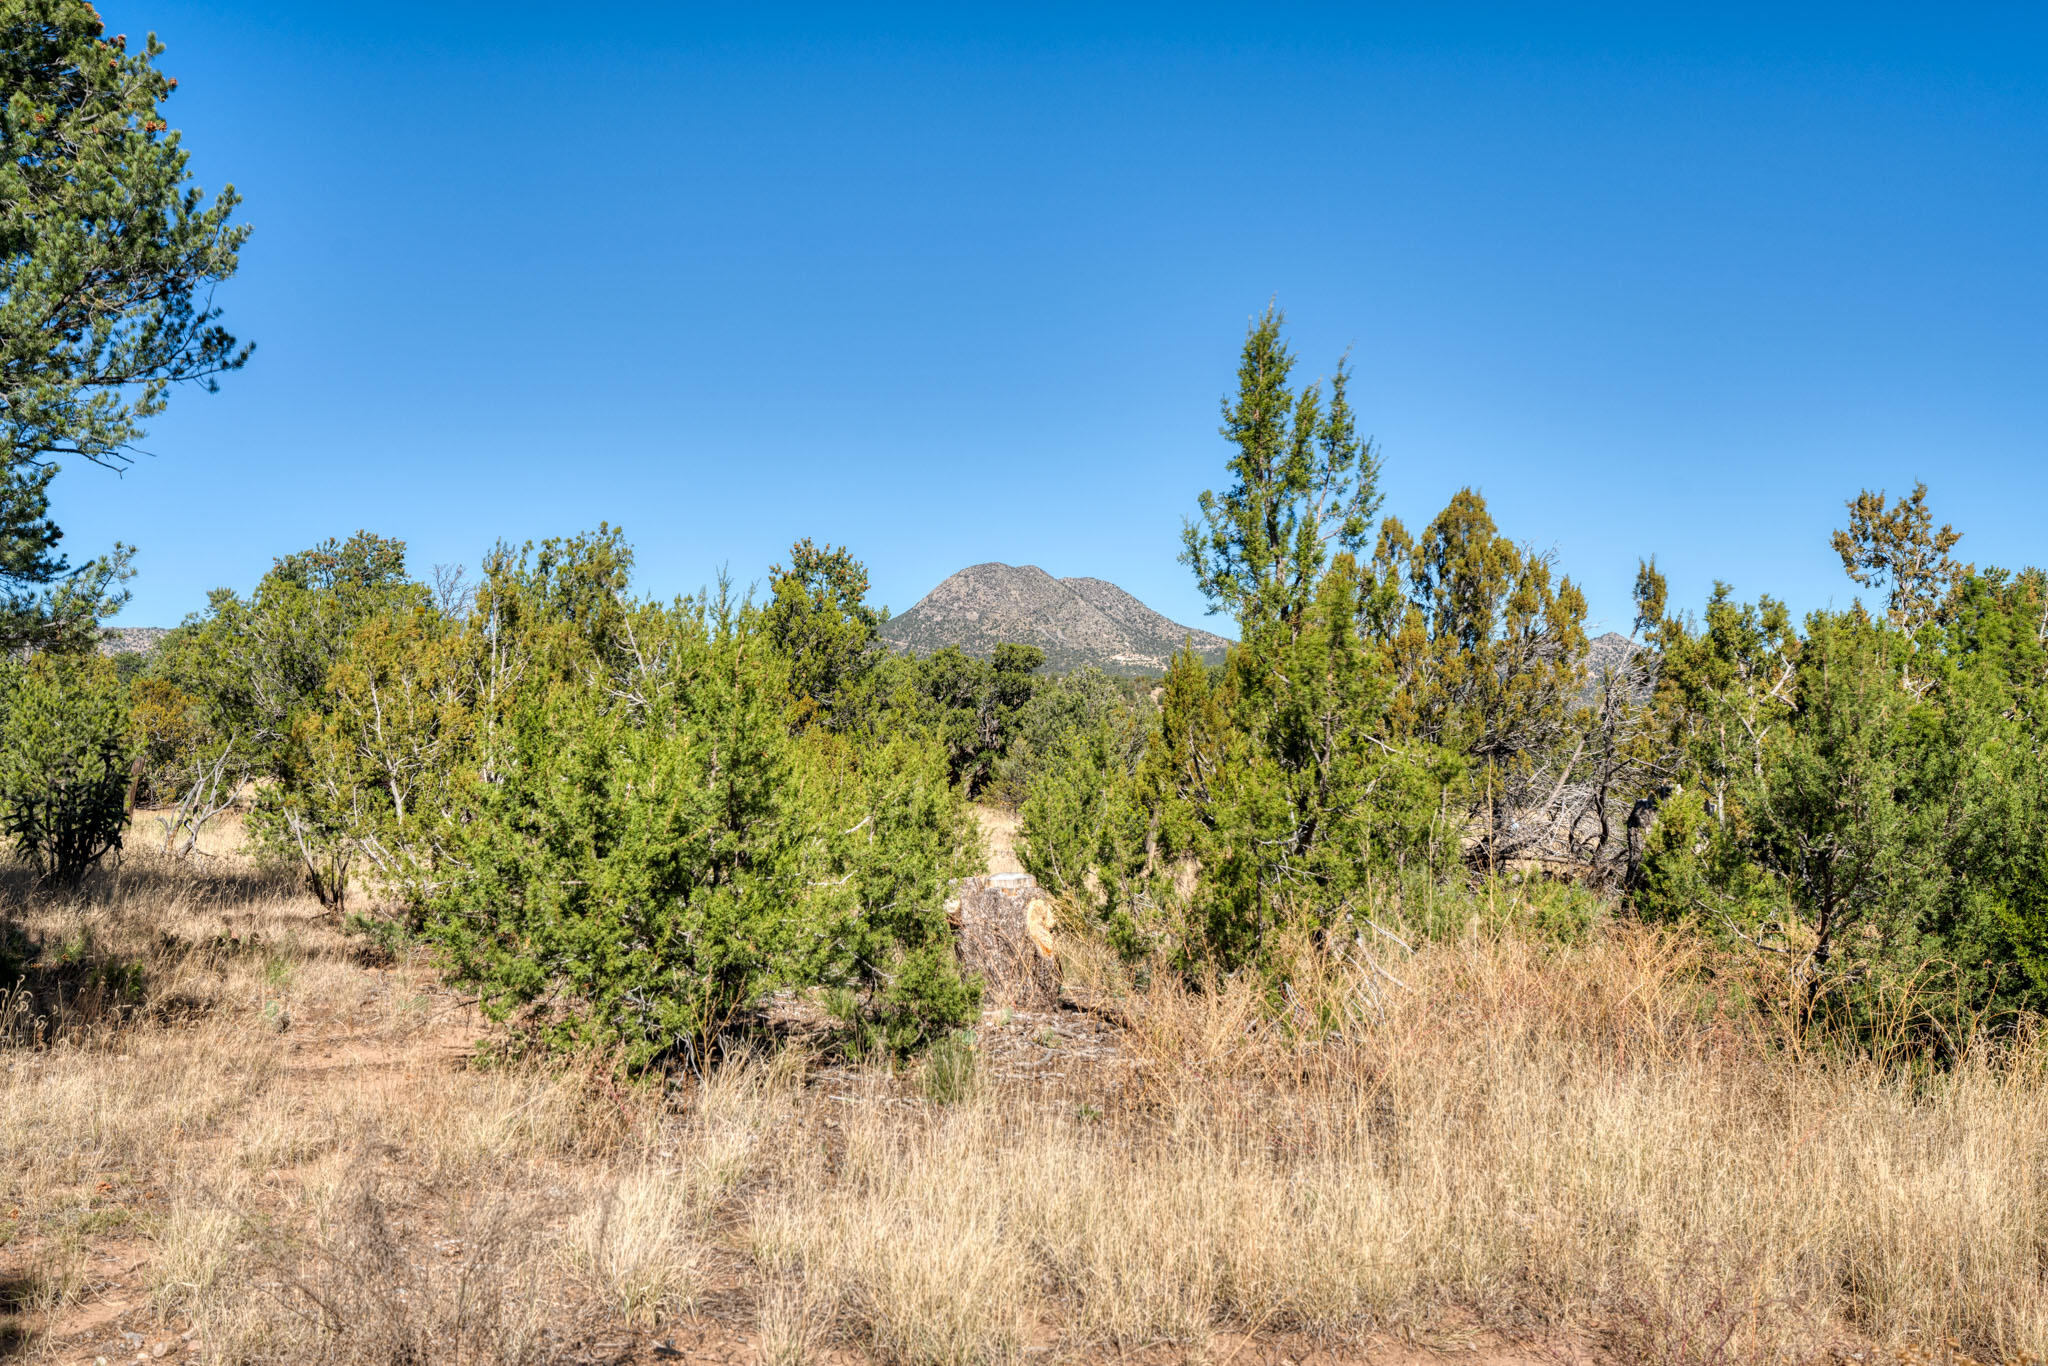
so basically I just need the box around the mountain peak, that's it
[877,563,1230,675]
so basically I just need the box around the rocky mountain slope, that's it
[878,563,1230,675]
[1579,631,1653,704]
[97,626,170,656]
[1583,631,1640,681]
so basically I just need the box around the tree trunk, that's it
[947,873,1061,1009]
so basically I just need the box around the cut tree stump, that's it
[946,873,1061,1009]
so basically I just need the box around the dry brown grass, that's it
[2,822,2045,1365]
[735,933,2048,1366]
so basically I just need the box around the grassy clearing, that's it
[0,822,2044,1364]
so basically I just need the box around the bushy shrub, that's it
[906,643,1044,795]
[0,653,134,883]
[1018,710,1158,958]
[983,667,1137,810]
[148,532,426,897]
[1631,789,1713,924]
[876,944,983,1053]
[424,572,981,1070]
[127,676,204,807]
[131,526,983,1065]
[255,605,474,910]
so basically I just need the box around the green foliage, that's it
[127,673,201,806]
[1631,789,1715,924]
[92,283,2048,1064]
[1018,691,1157,957]
[763,538,885,731]
[1017,310,1456,972]
[0,652,132,882]
[474,525,634,683]
[1166,564,1406,968]
[1150,310,1422,967]
[122,524,983,1064]
[1634,569,1797,838]
[1630,493,2048,1036]
[1832,481,1968,638]
[1367,488,1588,832]
[1751,615,1936,999]
[876,944,982,1053]
[417,550,981,1071]
[426,598,807,1064]
[268,603,473,908]
[1,0,247,649]
[1010,310,2048,1048]
[1180,302,1380,637]
[1024,309,1528,971]
[908,642,1044,795]
[1923,569,2048,1017]
[157,532,422,763]
[153,532,425,905]
[984,667,1139,810]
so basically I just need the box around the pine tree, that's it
[1,1,249,648]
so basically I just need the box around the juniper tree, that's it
[1149,307,1408,965]
[1628,530,2048,1036]
[1181,304,1381,643]
[157,534,420,766]
[912,643,1044,795]
[424,576,981,1068]
[152,533,423,906]
[0,649,131,882]
[1634,563,1797,837]
[1917,567,2048,1019]
[1832,482,1968,638]
[1017,689,1157,956]
[985,666,1137,811]
[763,539,885,731]
[1832,481,1968,699]
[1365,488,1589,860]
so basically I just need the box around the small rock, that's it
[151,1342,170,1358]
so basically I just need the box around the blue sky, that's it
[53,3,2048,637]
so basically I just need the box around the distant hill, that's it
[1584,631,1639,681]
[1580,631,1654,704]
[878,563,1231,675]
[98,627,170,657]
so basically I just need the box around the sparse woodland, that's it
[4,1,2048,1361]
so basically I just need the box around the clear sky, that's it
[53,2,2048,638]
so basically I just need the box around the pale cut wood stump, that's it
[946,873,1061,1009]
